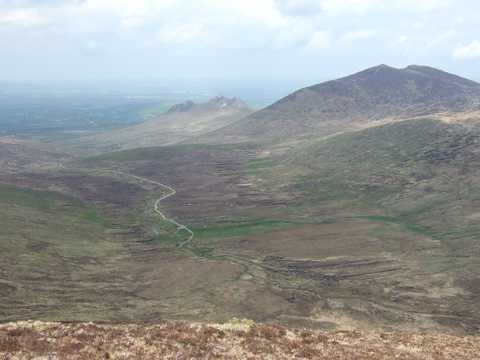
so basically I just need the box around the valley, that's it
[2,66,480,337]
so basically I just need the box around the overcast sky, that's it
[1,0,480,84]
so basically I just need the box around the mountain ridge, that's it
[166,96,250,114]
[194,65,480,144]
[64,96,253,154]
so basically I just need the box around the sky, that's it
[1,0,480,87]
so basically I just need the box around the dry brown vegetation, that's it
[1,320,479,360]
[3,69,480,334]
[3,138,480,332]
[0,138,68,174]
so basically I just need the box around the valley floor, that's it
[3,119,480,334]
[1,320,479,359]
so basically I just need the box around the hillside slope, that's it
[0,137,69,174]
[64,118,480,333]
[241,117,480,332]
[196,65,480,143]
[65,97,253,154]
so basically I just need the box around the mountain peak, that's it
[167,97,249,115]
[166,100,196,114]
[371,64,397,71]
[354,64,400,75]
[345,64,480,87]
[208,64,480,143]
[208,96,249,109]
[326,64,480,93]
[405,64,429,71]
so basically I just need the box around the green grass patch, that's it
[192,218,314,239]
[357,214,436,238]
[189,246,215,258]
[0,184,82,211]
[85,143,257,162]
[82,210,111,227]
[0,184,117,230]
[293,175,402,208]
[153,232,181,246]
[246,157,277,175]
[247,158,275,170]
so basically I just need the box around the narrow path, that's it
[107,170,194,247]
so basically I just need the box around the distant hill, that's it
[0,137,68,174]
[65,97,253,154]
[198,65,480,143]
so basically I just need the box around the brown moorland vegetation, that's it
[1,320,479,360]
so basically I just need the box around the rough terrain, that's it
[1,320,479,360]
[196,65,480,144]
[3,65,480,336]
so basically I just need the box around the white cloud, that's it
[319,0,376,14]
[306,31,331,50]
[74,0,287,30]
[0,8,46,27]
[120,16,146,29]
[453,40,480,60]
[397,35,408,44]
[81,40,103,55]
[427,29,457,48]
[210,1,288,28]
[319,0,450,15]
[78,0,151,16]
[275,0,323,16]
[0,0,476,82]
[341,29,376,42]
[154,23,209,44]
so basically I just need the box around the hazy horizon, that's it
[0,76,330,108]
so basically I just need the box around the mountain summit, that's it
[69,97,253,154]
[167,97,249,114]
[205,65,480,143]
[166,100,196,114]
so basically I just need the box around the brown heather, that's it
[1,320,479,360]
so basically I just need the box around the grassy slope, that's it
[0,184,131,320]
[288,118,480,249]
[4,118,480,330]
[87,124,480,260]
[210,117,480,331]
[74,137,480,331]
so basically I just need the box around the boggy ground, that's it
[81,140,480,333]
[2,132,480,333]
[1,320,479,360]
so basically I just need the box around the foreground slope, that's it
[197,65,480,143]
[65,97,252,154]
[2,320,479,360]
